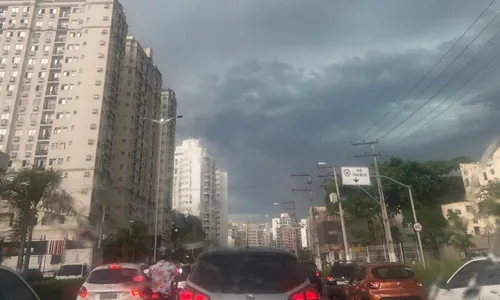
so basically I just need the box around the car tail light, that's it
[132,275,145,282]
[178,287,210,300]
[289,288,320,300]
[131,289,140,296]
[315,272,320,277]
[368,280,381,290]
[78,286,87,298]
[326,276,334,281]
[108,265,121,269]
[416,281,424,287]
[152,293,160,299]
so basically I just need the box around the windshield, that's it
[190,253,306,294]
[372,266,414,280]
[57,265,83,276]
[87,268,141,284]
[329,265,356,278]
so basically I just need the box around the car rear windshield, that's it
[57,264,83,276]
[86,268,141,284]
[329,265,356,278]
[190,252,306,294]
[372,266,414,280]
[299,262,317,272]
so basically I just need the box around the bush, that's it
[412,260,463,287]
[30,279,85,300]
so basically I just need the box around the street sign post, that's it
[340,167,371,186]
[329,193,338,203]
[413,222,422,232]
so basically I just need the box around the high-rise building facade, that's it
[0,0,128,243]
[228,222,270,248]
[216,169,228,246]
[112,36,162,233]
[158,89,177,242]
[173,138,227,244]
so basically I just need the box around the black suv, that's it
[326,261,356,300]
[299,261,323,296]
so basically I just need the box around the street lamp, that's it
[139,114,183,262]
[372,175,426,270]
[317,162,350,261]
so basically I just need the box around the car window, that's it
[476,261,500,287]
[447,260,488,289]
[0,269,39,300]
[299,262,317,271]
[329,265,356,278]
[57,264,83,276]
[190,252,306,294]
[372,266,414,280]
[86,268,141,284]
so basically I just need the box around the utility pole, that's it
[292,173,320,264]
[352,140,397,262]
[97,204,106,249]
[332,167,351,261]
[246,222,249,247]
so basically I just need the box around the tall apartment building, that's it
[173,139,228,244]
[112,36,162,233]
[0,0,128,244]
[158,88,177,243]
[271,213,292,247]
[228,222,270,247]
[216,169,228,246]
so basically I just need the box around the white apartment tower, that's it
[173,139,227,244]
[158,88,177,243]
[216,169,228,246]
[112,36,162,232]
[0,0,128,243]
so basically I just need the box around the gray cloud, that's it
[122,0,500,222]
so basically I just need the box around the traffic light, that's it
[171,222,179,242]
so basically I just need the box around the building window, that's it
[483,172,488,181]
[85,155,92,161]
[491,169,496,175]
[88,139,94,145]
[84,171,90,177]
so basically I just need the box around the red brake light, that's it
[179,288,210,300]
[108,265,121,269]
[368,280,381,289]
[315,271,320,277]
[131,289,140,296]
[289,288,320,300]
[132,275,145,282]
[78,286,88,298]
[152,293,160,299]
[326,276,334,281]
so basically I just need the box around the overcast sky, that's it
[122,0,500,223]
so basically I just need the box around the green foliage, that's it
[103,221,150,262]
[30,279,84,300]
[170,211,206,262]
[297,247,314,261]
[477,179,500,218]
[446,209,475,255]
[411,260,463,287]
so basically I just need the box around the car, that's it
[0,265,41,300]
[299,260,323,296]
[345,262,426,300]
[325,261,357,300]
[429,257,499,300]
[175,263,193,291]
[178,247,321,300]
[76,263,153,300]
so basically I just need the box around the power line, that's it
[376,8,500,141]
[350,0,497,144]
[401,48,500,140]
[386,29,500,142]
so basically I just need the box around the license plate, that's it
[100,293,118,299]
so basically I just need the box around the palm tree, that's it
[0,168,75,275]
[104,221,149,262]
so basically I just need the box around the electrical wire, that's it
[350,0,497,144]
[376,9,500,141]
[385,24,500,142]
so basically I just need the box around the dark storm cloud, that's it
[120,0,500,221]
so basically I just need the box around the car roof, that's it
[198,247,296,258]
[0,265,41,300]
[92,263,144,271]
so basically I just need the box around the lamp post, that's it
[139,115,183,262]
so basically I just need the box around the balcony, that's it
[40,119,53,125]
[35,149,48,156]
[37,134,51,141]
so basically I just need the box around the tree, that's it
[477,179,500,217]
[297,247,314,261]
[447,209,475,258]
[170,211,206,261]
[103,221,150,262]
[0,168,74,276]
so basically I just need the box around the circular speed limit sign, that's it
[343,169,351,177]
[413,222,423,232]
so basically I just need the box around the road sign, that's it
[329,193,338,203]
[340,167,371,186]
[413,222,422,232]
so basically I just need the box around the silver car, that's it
[178,248,320,300]
[77,263,151,300]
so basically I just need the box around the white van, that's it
[55,263,89,280]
